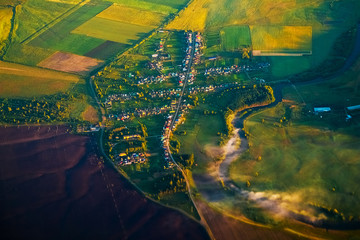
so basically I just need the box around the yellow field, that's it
[0,7,13,42]
[47,0,82,4]
[165,0,209,32]
[97,4,166,27]
[206,0,324,27]
[250,26,312,54]
[0,61,80,98]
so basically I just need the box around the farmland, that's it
[38,51,104,75]
[72,17,153,44]
[96,3,166,27]
[27,1,111,55]
[1,0,360,238]
[165,0,209,32]
[220,26,251,52]
[0,61,80,98]
[106,0,178,14]
[250,26,312,56]
[3,0,181,71]
[165,0,360,78]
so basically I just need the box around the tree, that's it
[186,154,194,168]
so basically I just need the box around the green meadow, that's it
[229,59,360,223]
[0,61,80,98]
[28,1,111,55]
[72,17,153,44]
[220,26,251,51]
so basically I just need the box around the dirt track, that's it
[0,126,209,240]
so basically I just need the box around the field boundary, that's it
[21,0,91,44]
[252,50,312,56]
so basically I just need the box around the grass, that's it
[81,105,99,123]
[106,0,176,14]
[0,7,12,42]
[284,58,360,108]
[140,0,189,9]
[84,41,129,60]
[220,25,251,51]
[28,1,111,55]
[0,61,80,98]
[250,26,312,54]
[14,0,76,42]
[97,3,166,27]
[174,109,226,172]
[230,102,360,221]
[3,43,55,65]
[159,192,200,220]
[165,0,209,32]
[72,17,153,44]
[230,60,360,222]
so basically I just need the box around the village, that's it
[95,30,274,169]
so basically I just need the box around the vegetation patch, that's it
[72,17,154,44]
[27,1,111,55]
[250,26,312,56]
[14,0,79,43]
[38,51,103,75]
[81,105,99,123]
[106,0,176,14]
[140,0,189,9]
[0,61,79,98]
[0,7,13,50]
[220,25,251,51]
[97,3,166,27]
[4,43,55,66]
[165,0,209,32]
[84,40,129,60]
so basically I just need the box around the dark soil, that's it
[0,125,209,240]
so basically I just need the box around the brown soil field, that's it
[38,52,104,75]
[0,126,210,240]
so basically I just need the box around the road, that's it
[165,33,216,240]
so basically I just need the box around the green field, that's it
[14,0,78,42]
[84,40,129,60]
[28,1,111,55]
[220,26,251,51]
[229,60,360,223]
[167,0,360,78]
[72,17,153,44]
[140,0,189,9]
[250,26,312,55]
[107,0,177,14]
[97,3,166,27]
[0,61,80,98]
[230,102,360,222]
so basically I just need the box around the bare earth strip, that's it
[38,51,104,75]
